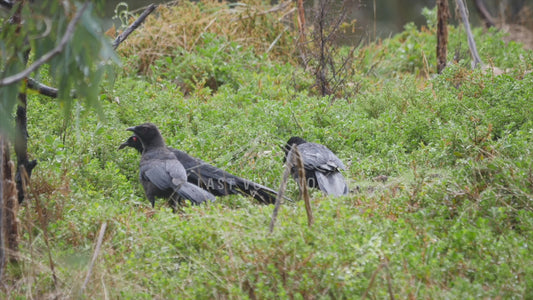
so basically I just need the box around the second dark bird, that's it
[284,136,349,197]
[126,123,215,209]
[119,134,281,205]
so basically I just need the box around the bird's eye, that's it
[133,136,138,142]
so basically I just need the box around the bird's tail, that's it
[315,172,348,197]
[231,177,287,205]
[175,182,216,205]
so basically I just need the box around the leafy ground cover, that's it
[3,2,533,299]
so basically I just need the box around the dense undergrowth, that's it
[3,1,533,298]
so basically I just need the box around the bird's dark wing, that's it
[140,152,187,191]
[297,143,346,172]
[315,171,348,196]
[175,182,216,205]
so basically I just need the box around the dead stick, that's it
[112,4,157,50]
[82,221,107,292]
[293,145,313,227]
[269,150,293,234]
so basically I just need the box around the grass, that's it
[2,1,533,298]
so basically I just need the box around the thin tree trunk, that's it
[15,93,37,204]
[1,137,19,265]
[14,0,37,204]
[437,0,449,74]
[0,136,5,281]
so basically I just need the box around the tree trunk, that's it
[13,0,37,204]
[1,136,20,271]
[437,0,449,74]
[15,93,37,204]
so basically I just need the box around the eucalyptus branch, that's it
[26,78,58,98]
[0,2,89,87]
[25,3,156,98]
[112,4,157,50]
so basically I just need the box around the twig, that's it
[293,145,313,227]
[34,188,58,289]
[266,30,285,54]
[362,258,395,300]
[269,149,293,233]
[456,0,483,68]
[82,222,107,293]
[0,2,89,87]
[112,4,157,50]
[383,257,395,300]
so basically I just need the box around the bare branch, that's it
[26,78,58,98]
[269,148,293,234]
[0,2,89,87]
[112,4,157,50]
[456,0,483,68]
[26,3,156,98]
[293,146,313,227]
[82,222,107,293]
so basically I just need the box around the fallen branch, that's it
[0,2,89,87]
[112,4,157,50]
[82,222,107,293]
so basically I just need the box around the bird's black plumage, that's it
[119,135,280,204]
[125,123,215,209]
[284,136,348,197]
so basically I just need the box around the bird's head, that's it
[126,123,165,150]
[118,135,144,153]
[283,136,307,162]
[284,136,306,154]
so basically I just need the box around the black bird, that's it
[125,123,215,209]
[119,135,281,205]
[284,136,348,197]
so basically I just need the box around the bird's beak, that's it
[118,142,128,150]
[126,126,136,132]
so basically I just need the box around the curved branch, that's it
[0,2,89,87]
[112,4,157,50]
[26,78,58,98]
